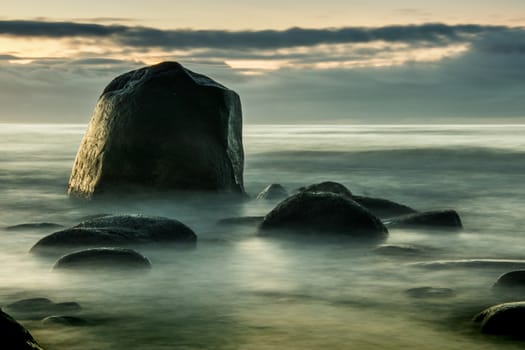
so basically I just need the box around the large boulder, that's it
[256,184,289,200]
[259,192,388,239]
[30,215,197,254]
[493,270,525,291]
[0,310,44,349]
[53,248,151,270]
[68,61,244,198]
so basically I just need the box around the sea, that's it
[1,123,525,349]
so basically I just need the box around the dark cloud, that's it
[0,19,509,49]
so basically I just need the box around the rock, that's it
[30,215,197,254]
[474,302,525,336]
[351,195,416,218]
[297,181,415,218]
[67,61,244,198]
[42,315,88,326]
[217,216,264,226]
[373,244,430,257]
[298,181,353,198]
[385,210,462,230]
[0,310,44,349]
[493,270,525,291]
[53,248,151,270]
[259,192,387,239]
[411,259,525,270]
[5,222,64,231]
[3,298,81,320]
[256,184,288,200]
[405,287,455,298]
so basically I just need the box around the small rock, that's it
[405,287,455,298]
[0,310,44,349]
[42,315,88,326]
[259,191,387,239]
[493,270,525,291]
[474,301,525,336]
[53,248,152,270]
[3,298,81,320]
[256,184,289,200]
[385,210,462,230]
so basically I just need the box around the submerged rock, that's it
[30,215,197,254]
[373,244,430,257]
[53,248,151,270]
[385,210,462,230]
[5,222,64,231]
[3,298,81,320]
[68,61,244,198]
[474,302,525,336]
[256,184,289,200]
[42,315,88,327]
[259,192,387,239]
[493,270,525,291]
[0,310,44,350]
[405,287,455,298]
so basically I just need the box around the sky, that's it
[0,0,524,124]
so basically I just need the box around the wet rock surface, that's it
[53,247,152,270]
[493,270,525,291]
[259,191,388,239]
[0,310,44,350]
[298,181,353,198]
[352,195,417,218]
[68,61,245,198]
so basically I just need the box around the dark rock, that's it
[0,310,44,350]
[474,302,525,336]
[256,184,288,200]
[3,298,81,320]
[42,315,88,326]
[5,222,64,231]
[53,248,151,270]
[30,214,197,254]
[67,61,244,198]
[411,259,525,270]
[351,195,416,218]
[217,216,264,226]
[259,192,387,239]
[385,210,462,230]
[493,270,525,291]
[298,181,352,198]
[297,181,415,218]
[405,287,455,298]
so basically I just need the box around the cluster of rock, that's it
[30,214,197,271]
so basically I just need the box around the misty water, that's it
[1,123,525,349]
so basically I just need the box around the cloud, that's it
[0,20,509,50]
